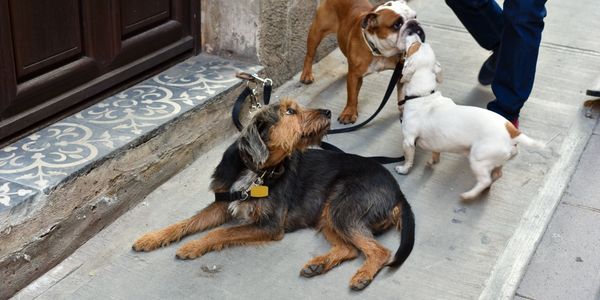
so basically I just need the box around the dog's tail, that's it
[387,198,415,268]
[506,121,545,149]
[513,134,545,149]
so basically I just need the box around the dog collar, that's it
[398,90,435,106]
[214,165,284,202]
[362,30,383,57]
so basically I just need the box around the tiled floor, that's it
[0,54,260,210]
[0,179,38,215]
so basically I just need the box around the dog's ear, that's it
[434,61,443,84]
[361,13,378,29]
[238,120,269,169]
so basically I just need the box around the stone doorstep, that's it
[0,53,262,298]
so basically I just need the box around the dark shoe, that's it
[478,52,498,86]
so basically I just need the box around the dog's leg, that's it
[348,232,391,291]
[395,137,416,174]
[339,72,362,124]
[427,151,441,167]
[300,225,358,278]
[132,202,230,252]
[461,159,494,201]
[397,79,405,119]
[175,224,283,259]
[491,166,503,182]
[300,5,336,84]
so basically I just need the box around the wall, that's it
[201,0,338,85]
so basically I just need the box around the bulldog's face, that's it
[361,0,425,57]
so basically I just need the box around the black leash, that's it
[232,64,405,164]
[320,60,405,163]
[232,72,273,131]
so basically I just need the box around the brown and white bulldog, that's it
[300,0,425,124]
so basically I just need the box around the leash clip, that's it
[237,72,273,87]
[247,84,261,111]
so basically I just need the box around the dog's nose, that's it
[406,20,426,42]
[320,109,331,118]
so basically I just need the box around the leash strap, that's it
[320,60,405,163]
[232,87,253,131]
[327,61,403,134]
[215,191,246,202]
[231,62,405,164]
[232,73,273,131]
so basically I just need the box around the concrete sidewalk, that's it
[13,0,600,299]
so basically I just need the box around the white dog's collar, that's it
[398,90,435,106]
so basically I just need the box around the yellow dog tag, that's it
[250,185,269,198]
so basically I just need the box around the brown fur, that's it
[505,121,521,139]
[132,202,230,251]
[348,233,392,290]
[175,225,285,259]
[300,0,406,124]
[301,204,359,277]
[406,42,421,57]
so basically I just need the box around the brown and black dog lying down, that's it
[132,99,415,290]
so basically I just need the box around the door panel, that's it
[0,0,200,143]
[9,0,83,80]
[121,0,171,37]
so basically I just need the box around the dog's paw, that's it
[395,165,410,175]
[132,232,167,252]
[300,263,325,278]
[175,241,209,260]
[338,107,358,124]
[426,152,440,167]
[426,159,436,167]
[460,191,477,201]
[300,71,314,84]
[349,271,373,291]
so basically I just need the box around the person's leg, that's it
[444,0,504,51]
[488,0,547,122]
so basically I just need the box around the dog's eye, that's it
[392,20,403,30]
[285,108,296,115]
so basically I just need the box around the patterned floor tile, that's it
[0,121,132,192]
[75,54,261,137]
[0,178,38,214]
[0,54,260,196]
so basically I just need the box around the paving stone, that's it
[560,134,600,210]
[516,204,600,300]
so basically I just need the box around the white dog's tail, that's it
[506,121,545,149]
[513,134,545,149]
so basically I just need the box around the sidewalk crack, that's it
[561,201,600,214]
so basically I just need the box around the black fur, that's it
[212,140,415,267]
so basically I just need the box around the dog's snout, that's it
[320,109,332,119]
[406,20,426,42]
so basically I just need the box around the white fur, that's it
[396,36,544,200]
[366,0,418,57]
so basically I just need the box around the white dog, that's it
[395,34,544,200]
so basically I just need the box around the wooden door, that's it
[0,0,200,142]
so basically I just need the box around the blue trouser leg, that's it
[488,0,547,120]
[444,0,504,50]
[446,0,547,120]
